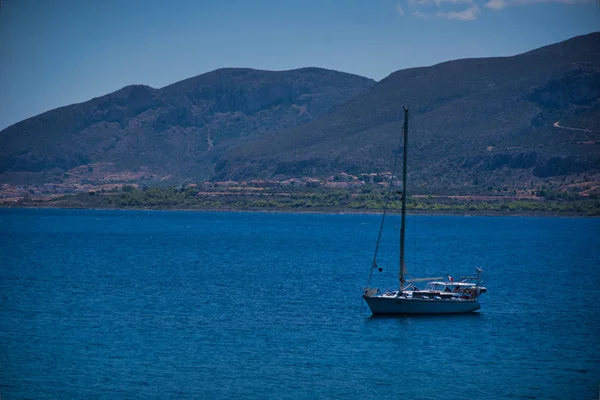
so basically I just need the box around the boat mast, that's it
[399,107,409,292]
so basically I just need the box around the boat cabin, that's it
[425,281,476,292]
[409,282,486,300]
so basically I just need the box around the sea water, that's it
[0,208,598,399]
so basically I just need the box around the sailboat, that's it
[362,107,486,315]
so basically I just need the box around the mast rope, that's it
[365,119,406,290]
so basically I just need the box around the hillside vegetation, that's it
[1,32,599,195]
[0,68,374,184]
[215,32,600,193]
[8,185,599,217]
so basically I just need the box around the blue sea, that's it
[0,208,599,399]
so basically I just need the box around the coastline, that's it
[1,201,595,218]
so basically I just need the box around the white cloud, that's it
[485,0,508,9]
[513,0,593,4]
[405,0,593,20]
[402,0,593,22]
[486,0,593,10]
[408,0,473,5]
[411,4,481,20]
[412,10,433,18]
[436,5,481,19]
[405,0,480,21]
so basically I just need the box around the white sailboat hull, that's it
[363,296,481,315]
[362,109,487,315]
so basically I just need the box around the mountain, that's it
[1,32,599,192]
[214,32,600,191]
[0,67,375,184]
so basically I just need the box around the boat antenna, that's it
[399,107,409,292]
[365,108,407,290]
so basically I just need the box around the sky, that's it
[0,0,598,131]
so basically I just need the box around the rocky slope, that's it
[214,32,600,191]
[0,67,375,184]
[1,32,599,193]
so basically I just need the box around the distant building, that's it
[249,180,280,188]
[324,181,364,189]
[214,181,237,187]
[281,178,302,187]
[305,179,321,188]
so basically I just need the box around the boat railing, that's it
[363,288,379,297]
[407,276,444,283]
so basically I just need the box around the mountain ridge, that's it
[213,32,600,191]
[1,32,599,193]
[0,67,375,184]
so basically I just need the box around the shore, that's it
[1,199,595,218]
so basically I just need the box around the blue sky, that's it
[0,0,598,130]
